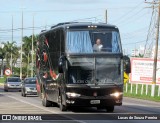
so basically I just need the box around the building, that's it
[131,45,160,59]
[131,45,144,57]
[131,49,139,57]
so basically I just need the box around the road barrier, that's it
[125,82,160,97]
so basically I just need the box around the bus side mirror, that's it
[58,56,65,73]
[58,61,63,73]
[123,55,131,73]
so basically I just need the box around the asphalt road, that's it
[0,86,159,123]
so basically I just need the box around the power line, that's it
[0,7,145,14]
[112,1,143,24]
[122,40,146,45]
[117,8,146,26]
[0,25,51,33]
[121,27,148,39]
[144,7,155,55]
[0,15,104,33]
[71,15,103,22]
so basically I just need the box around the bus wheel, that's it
[42,92,52,107]
[59,95,67,111]
[106,106,114,112]
[4,89,8,92]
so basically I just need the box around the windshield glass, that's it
[25,79,36,84]
[67,57,122,84]
[66,29,121,53]
[8,78,21,82]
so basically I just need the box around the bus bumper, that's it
[65,97,122,107]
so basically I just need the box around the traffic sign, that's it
[124,72,129,84]
[4,69,12,76]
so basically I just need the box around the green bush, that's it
[0,76,6,83]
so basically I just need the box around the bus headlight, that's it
[66,92,81,98]
[110,92,123,98]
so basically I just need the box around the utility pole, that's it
[11,15,13,73]
[31,15,34,77]
[105,9,107,23]
[145,0,160,96]
[20,10,23,79]
[27,53,29,77]
[152,0,160,97]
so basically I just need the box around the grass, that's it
[0,75,20,84]
[124,83,160,102]
[0,77,6,84]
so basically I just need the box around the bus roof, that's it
[40,22,118,35]
[51,22,117,29]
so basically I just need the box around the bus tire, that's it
[42,92,52,107]
[59,95,67,111]
[4,89,8,92]
[106,106,114,112]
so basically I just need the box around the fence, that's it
[125,82,160,97]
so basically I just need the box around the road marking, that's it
[7,95,58,113]
[6,95,86,123]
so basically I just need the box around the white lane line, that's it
[7,95,86,123]
[7,95,57,113]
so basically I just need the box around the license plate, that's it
[31,90,37,92]
[90,100,100,104]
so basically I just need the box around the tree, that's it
[138,53,144,58]
[22,35,37,76]
[22,35,37,55]
[2,41,19,68]
[0,47,5,60]
[0,46,5,76]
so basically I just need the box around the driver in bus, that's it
[93,38,103,52]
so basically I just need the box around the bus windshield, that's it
[67,57,122,84]
[66,29,121,53]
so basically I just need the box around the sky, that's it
[0,0,156,55]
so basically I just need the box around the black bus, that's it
[36,22,130,112]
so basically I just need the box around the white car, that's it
[4,77,21,92]
[21,77,37,97]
